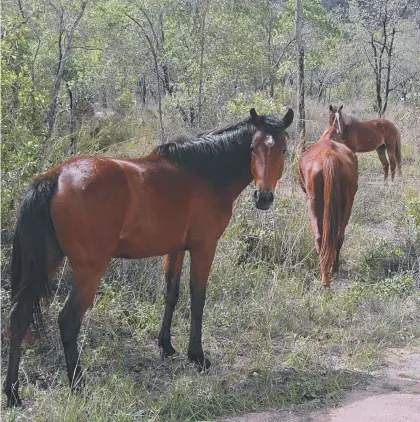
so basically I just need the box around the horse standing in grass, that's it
[328,105,401,181]
[299,130,358,287]
[4,107,294,407]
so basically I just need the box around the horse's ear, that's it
[250,108,261,126]
[283,108,294,129]
[339,104,343,111]
[329,105,333,111]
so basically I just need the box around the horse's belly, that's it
[356,141,379,153]
[117,211,189,259]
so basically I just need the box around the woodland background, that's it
[1,0,420,420]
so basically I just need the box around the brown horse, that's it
[328,105,401,181]
[4,107,294,407]
[299,130,358,287]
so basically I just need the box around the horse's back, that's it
[375,118,400,138]
[301,138,355,168]
[362,118,399,140]
[300,139,357,189]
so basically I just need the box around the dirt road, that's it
[220,347,420,422]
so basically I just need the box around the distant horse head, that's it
[329,104,344,135]
[250,107,294,210]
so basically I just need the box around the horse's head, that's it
[329,104,344,134]
[249,107,294,210]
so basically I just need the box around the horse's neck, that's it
[222,173,253,206]
[341,119,358,138]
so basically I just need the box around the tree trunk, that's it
[140,75,147,106]
[66,81,77,156]
[197,5,208,127]
[295,0,306,151]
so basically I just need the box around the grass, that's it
[1,102,420,421]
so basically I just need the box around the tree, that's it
[124,4,167,143]
[39,0,89,168]
[348,0,417,117]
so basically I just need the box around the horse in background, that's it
[299,130,358,287]
[328,105,401,181]
[4,107,294,407]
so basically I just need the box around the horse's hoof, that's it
[188,352,211,372]
[160,344,178,359]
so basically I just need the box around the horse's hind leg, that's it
[307,197,322,254]
[158,251,185,358]
[58,265,105,391]
[4,304,33,406]
[59,290,84,391]
[376,144,389,182]
[387,149,397,181]
[333,189,356,274]
[4,254,64,407]
[333,207,348,274]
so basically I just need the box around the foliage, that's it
[1,13,47,226]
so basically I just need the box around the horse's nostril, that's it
[267,191,274,202]
[253,190,259,201]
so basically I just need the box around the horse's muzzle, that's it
[254,189,274,210]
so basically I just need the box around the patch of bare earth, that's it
[219,346,420,422]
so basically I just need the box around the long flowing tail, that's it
[395,130,402,176]
[10,176,59,335]
[320,153,341,286]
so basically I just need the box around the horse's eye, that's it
[283,149,287,154]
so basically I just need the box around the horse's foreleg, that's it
[187,244,216,371]
[158,251,185,358]
[376,145,389,182]
[59,265,105,392]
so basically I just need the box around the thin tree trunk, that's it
[382,28,396,117]
[295,0,306,151]
[66,81,76,156]
[154,57,164,143]
[140,75,147,107]
[197,5,208,127]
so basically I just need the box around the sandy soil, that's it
[219,346,420,422]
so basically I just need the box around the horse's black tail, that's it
[10,176,60,335]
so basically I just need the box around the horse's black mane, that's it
[155,114,284,188]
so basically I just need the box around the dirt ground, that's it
[219,346,420,422]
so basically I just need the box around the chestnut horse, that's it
[4,107,294,407]
[299,130,358,287]
[328,105,401,181]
